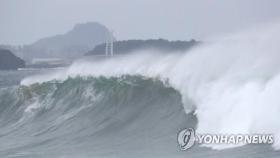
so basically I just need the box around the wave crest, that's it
[20,22,280,150]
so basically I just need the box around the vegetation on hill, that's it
[86,39,198,56]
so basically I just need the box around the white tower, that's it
[106,40,108,56]
[105,33,109,57]
[105,30,114,57]
[110,30,114,56]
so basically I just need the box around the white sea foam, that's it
[21,22,280,150]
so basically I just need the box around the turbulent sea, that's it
[1,23,280,157]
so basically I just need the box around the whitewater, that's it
[1,22,280,157]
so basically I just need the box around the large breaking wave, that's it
[1,76,195,157]
[21,22,280,151]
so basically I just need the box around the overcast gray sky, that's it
[1,0,280,45]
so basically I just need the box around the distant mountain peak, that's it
[73,22,106,30]
[71,22,109,35]
[19,22,113,61]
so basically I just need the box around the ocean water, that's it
[1,72,279,158]
[1,22,280,157]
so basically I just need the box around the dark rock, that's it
[0,49,25,70]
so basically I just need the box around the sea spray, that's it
[21,22,280,150]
